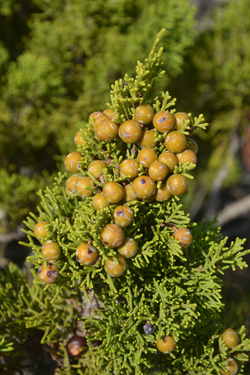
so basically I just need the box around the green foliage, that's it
[23,42,208,298]
[0,261,82,340]
[1,0,196,146]
[0,338,13,353]
[79,221,250,375]
[0,261,83,371]
[0,0,196,230]
[0,1,249,372]
[0,262,34,341]
[12,34,249,374]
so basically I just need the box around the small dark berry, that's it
[66,335,87,357]
[143,322,154,335]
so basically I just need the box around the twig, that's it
[204,131,240,222]
[0,225,25,244]
[204,164,229,222]
[189,185,208,221]
[216,195,250,227]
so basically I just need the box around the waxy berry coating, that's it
[120,159,139,179]
[103,108,115,119]
[158,151,178,173]
[149,161,168,181]
[92,193,109,210]
[156,335,176,354]
[95,118,118,141]
[132,176,156,199]
[118,237,138,258]
[187,138,199,154]
[123,184,138,203]
[155,184,172,202]
[174,112,189,131]
[93,114,109,130]
[176,149,197,165]
[42,240,61,262]
[173,228,192,248]
[113,205,134,227]
[76,243,99,265]
[104,255,126,277]
[164,131,187,153]
[137,130,157,148]
[34,221,50,240]
[66,335,87,357]
[143,193,156,203]
[38,263,59,284]
[153,111,175,133]
[134,104,154,124]
[138,147,157,168]
[74,129,88,146]
[88,160,108,179]
[74,130,85,146]
[166,174,188,196]
[66,174,80,196]
[64,152,82,173]
[102,182,124,204]
[100,224,124,248]
[118,120,142,144]
[219,357,238,375]
[75,177,93,198]
[222,328,239,348]
[88,111,104,124]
